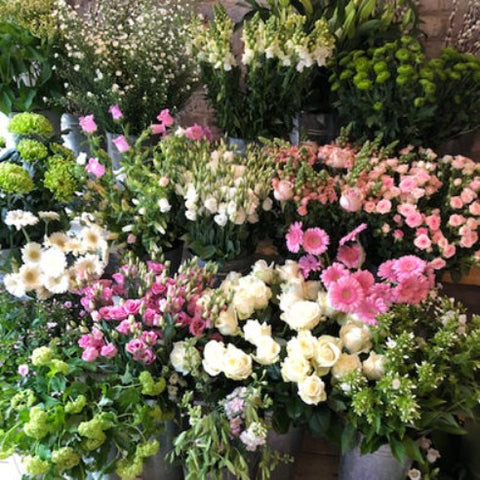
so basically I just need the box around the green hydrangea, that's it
[116,456,144,480]
[78,413,114,447]
[51,446,81,471]
[0,446,15,460]
[23,455,50,476]
[0,162,34,194]
[24,406,49,439]
[50,359,70,375]
[139,371,166,396]
[49,142,76,163]
[65,394,87,414]
[31,346,53,366]
[17,138,48,162]
[43,155,78,202]
[10,389,36,410]
[8,112,54,137]
[136,439,159,458]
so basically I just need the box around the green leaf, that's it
[389,436,406,463]
[341,423,357,453]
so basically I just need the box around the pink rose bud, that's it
[86,157,106,178]
[112,135,130,153]
[185,124,205,141]
[157,109,174,126]
[273,180,294,201]
[108,104,123,120]
[18,364,29,377]
[101,344,118,358]
[127,234,136,244]
[340,188,364,212]
[79,114,97,134]
[151,123,166,135]
[82,347,99,362]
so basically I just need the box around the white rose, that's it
[232,289,256,320]
[158,198,171,213]
[331,353,362,381]
[298,375,327,405]
[313,335,342,375]
[317,290,341,317]
[262,197,273,211]
[251,260,276,284]
[303,281,321,301]
[362,352,386,380]
[281,355,311,383]
[276,260,301,282]
[243,319,272,345]
[204,197,218,213]
[223,344,252,380]
[237,275,272,310]
[340,321,372,354]
[254,336,281,365]
[170,341,200,375]
[287,330,316,359]
[202,340,226,376]
[278,289,303,312]
[215,308,239,336]
[281,300,322,331]
[219,271,242,292]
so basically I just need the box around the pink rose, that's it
[112,135,130,153]
[86,157,106,178]
[273,180,294,201]
[405,212,423,228]
[413,233,432,250]
[430,258,446,270]
[101,344,118,358]
[79,115,97,134]
[425,214,441,232]
[461,188,477,204]
[328,147,354,169]
[460,231,478,248]
[340,188,364,212]
[448,214,466,227]
[376,199,392,214]
[151,123,166,135]
[185,124,205,141]
[82,347,99,362]
[157,109,174,126]
[127,234,137,244]
[442,244,456,258]
[109,105,123,120]
[450,196,464,209]
[393,229,404,240]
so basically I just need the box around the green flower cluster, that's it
[31,346,53,366]
[44,154,79,202]
[17,138,49,162]
[65,394,87,414]
[23,455,50,476]
[0,162,34,194]
[78,412,115,450]
[10,389,36,411]
[139,371,166,396]
[8,112,54,138]
[23,406,49,439]
[51,446,81,471]
[116,439,159,480]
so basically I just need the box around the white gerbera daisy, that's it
[19,264,42,290]
[40,248,67,277]
[73,254,104,278]
[4,210,39,230]
[21,242,42,264]
[38,211,60,222]
[47,232,69,251]
[65,238,84,255]
[81,226,105,251]
[44,274,70,294]
[3,273,26,298]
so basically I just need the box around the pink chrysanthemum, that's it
[328,275,365,313]
[321,262,349,288]
[337,244,364,269]
[299,254,321,279]
[392,255,427,281]
[286,221,304,253]
[339,223,368,246]
[377,259,398,282]
[302,227,330,255]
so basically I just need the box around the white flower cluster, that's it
[176,145,273,226]
[4,221,108,299]
[239,421,267,452]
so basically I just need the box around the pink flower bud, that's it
[79,115,97,134]
[157,109,174,127]
[112,135,130,153]
[108,104,123,120]
[86,157,106,178]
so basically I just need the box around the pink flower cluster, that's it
[77,261,218,364]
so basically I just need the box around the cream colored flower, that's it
[303,281,321,301]
[251,259,275,284]
[223,344,252,380]
[44,274,70,294]
[243,319,272,346]
[298,375,327,405]
[317,291,340,317]
[5,210,39,230]
[313,335,342,375]
[73,254,104,278]
[35,286,53,301]
[40,248,67,277]
[19,264,42,290]
[276,260,301,282]
[362,352,386,380]
[281,300,322,331]
[254,336,281,365]
[331,353,362,381]
[202,340,226,376]
[170,341,201,376]
[47,232,70,251]
[237,275,272,310]
[4,273,26,298]
[81,226,106,251]
[38,211,60,222]
[340,321,372,354]
[21,242,42,264]
[281,355,311,383]
[215,308,239,336]
[287,330,316,359]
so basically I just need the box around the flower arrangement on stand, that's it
[55,0,198,134]
[191,4,335,140]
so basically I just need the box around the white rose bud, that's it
[223,344,252,380]
[298,375,327,405]
[340,321,372,354]
[202,340,226,376]
[254,336,281,365]
[331,353,362,381]
[362,352,386,380]
[215,308,239,336]
[281,355,311,383]
[281,300,322,331]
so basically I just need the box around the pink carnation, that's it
[302,227,329,255]
[328,275,365,313]
[286,222,304,253]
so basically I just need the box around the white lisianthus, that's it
[204,197,218,213]
[243,319,272,346]
[202,340,226,376]
[170,341,201,375]
[214,212,228,227]
[281,300,322,331]
[287,330,317,359]
[215,308,239,336]
[298,375,327,405]
[21,243,42,264]
[281,355,311,383]
[4,273,26,298]
[40,248,67,277]
[223,344,252,380]
[185,209,197,221]
[254,336,281,365]
[331,353,362,381]
[340,321,372,354]
[158,198,171,213]
[76,152,87,165]
[262,197,273,211]
[233,208,246,225]
[362,352,386,380]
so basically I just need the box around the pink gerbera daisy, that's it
[286,221,304,253]
[302,227,330,255]
[355,296,388,325]
[337,244,364,269]
[393,275,430,305]
[351,270,375,293]
[321,262,349,288]
[392,255,427,281]
[299,254,321,279]
[339,223,368,246]
[377,259,398,282]
[328,275,365,313]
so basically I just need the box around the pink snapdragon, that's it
[151,123,166,135]
[185,124,206,141]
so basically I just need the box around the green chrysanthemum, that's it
[8,112,54,137]
[17,138,49,162]
[43,155,79,202]
[0,162,34,194]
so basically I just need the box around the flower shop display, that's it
[75,108,184,263]
[330,36,480,147]
[55,0,199,135]
[158,132,275,264]
[191,4,335,140]
[0,112,81,253]
[271,140,480,279]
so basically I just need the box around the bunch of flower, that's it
[271,141,480,278]
[55,0,198,134]
[329,295,480,466]
[0,113,81,249]
[0,295,171,480]
[330,35,480,147]
[4,218,108,299]
[74,107,183,260]
[158,133,275,262]
[191,4,335,139]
